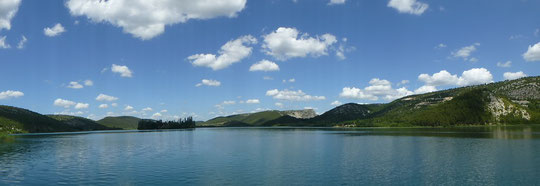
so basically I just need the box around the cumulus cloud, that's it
[53,98,76,108]
[452,43,480,61]
[111,64,133,77]
[111,103,118,107]
[151,112,162,119]
[0,0,21,31]
[331,100,342,106]
[523,42,540,62]
[246,99,260,104]
[189,35,256,70]
[84,80,93,86]
[98,104,108,109]
[0,90,23,99]
[66,0,247,40]
[262,27,337,61]
[249,60,279,72]
[328,0,345,5]
[74,103,89,109]
[142,107,153,112]
[195,79,221,87]
[43,23,66,37]
[340,78,413,101]
[503,71,527,80]
[417,68,493,89]
[266,89,325,101]
[16,35,26,49]
[0,35,9,49]
[497,61,512,68]
[96,93,118,102]
[275,102,284,108]
[222,100,236,105]
[67,81,84,89]
[414,85,437,94]
[124,105,134,111]
[387,0,429,15]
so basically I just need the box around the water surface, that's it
[1,126,540,185]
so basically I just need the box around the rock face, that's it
[281,109,317,119]
[487,95,531,122]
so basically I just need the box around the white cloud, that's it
[503,71,527,80]
[160,109,168,113]
[152,112,162,119]
[74,103,89,109]
[0,90,23,99]
[124,105,134,111]
[54,98,76,108]
[67,81,84,89]
[275,102,284,108]
[0,35,10,49]
[452,43,480,61]
[331,100,342,106]
[340,78,413,101]
[414,85,437,94]
[195,79,221,87]
[222,100,236,105]
[497,61,512,68]
[0,0,21,31]
[16,35,26,49]
[418,68,493,88]
[418,70,459,86]
[111,103,118,107]
[84,80,93,86]
[262,27,337,61]
[435,43,447,49]
[263,76,273,80]
[111,64,133,77]
[142,107,153,112]
[43,23,66,37]
[387,0,429,15]
[246,99,260,104]
[66,0,247,40]
[523,42,540,62]
[458,68,493,86]
[189,35,256,70]
[96,93,118,102]
[249,60,279,72]
[98,104,108,109]
[468,57,479,63]
[266,89,325,101]
[328,0,345,5]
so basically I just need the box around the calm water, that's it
[1,126,540,185]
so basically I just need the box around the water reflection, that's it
[331,125,540,139]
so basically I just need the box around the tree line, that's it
[137,117,196,129]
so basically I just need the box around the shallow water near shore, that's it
[1,126,540,185]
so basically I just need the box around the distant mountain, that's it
[265,76,540,127]
[48,115,118,131]
[97,116,141,129]
[200,109,317,126]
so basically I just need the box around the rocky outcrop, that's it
[281,109,317,119]
[487,95,530,122]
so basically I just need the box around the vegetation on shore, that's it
[138,117,196,129]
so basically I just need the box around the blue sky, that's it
[0,0,539,121]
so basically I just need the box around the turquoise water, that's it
[1,126,540,185]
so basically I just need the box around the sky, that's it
[0,0,539,121]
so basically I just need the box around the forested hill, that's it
[263,76,540,127]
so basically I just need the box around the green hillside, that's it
[264,76,540,127]
[0,105,76,133]
[48,115,118,131]
[97,116,141,129]
[200,110,284,126]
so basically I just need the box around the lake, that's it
[1,126,540,185]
